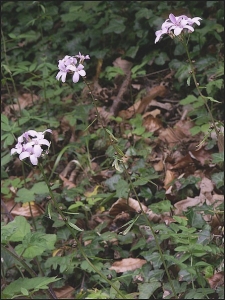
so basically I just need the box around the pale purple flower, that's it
[11,129,52,165]
[56,53,89,83]
[155,13,202,43]
[155,22,171,43]
[56,56,78,82]
[75,52,90,64]
[68,63,86,83]
[19,144,43,165]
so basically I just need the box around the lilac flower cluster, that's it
[56,52,90,83]
[11,129,52,165]
[155,13,202,43]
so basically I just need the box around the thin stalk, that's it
[122,162,177,297]
[39,163,126,299]
[1,28,22,122]
[2,245,37,277]
[83,78,177,298]
[182,37,220,140]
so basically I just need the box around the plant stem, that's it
[2,244,37,277]
[39,163,127,299]
[83,78,177,298]
[182,38,221,141]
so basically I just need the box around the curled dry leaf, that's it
[199,177,214,194]
[59,175,76,190]
[54,285,75,299]
[174,196,202,215]
[189,148,213,166]
[109,197,148,216]
[207,271,224,289]
[143,108,161,118]
[149,99,172,111]
[109,258,147,273]
[164,170,176,190]
[143,115,163,133]
[118,85,167,119]
[153,160,164,172]
[11,201,44,218]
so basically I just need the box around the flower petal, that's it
[19,151,31,161]
[30,155,38,165]
[72,72,80,83]
[33,145,43,157]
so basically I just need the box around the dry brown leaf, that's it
[174,196,202,215]
[169,154,194,170]
[118,85,167,119]
[113,57,133,75]
[143,115,163,133]
[145,209,164,223]
[149,99,172,111]
[96,106,113,123]
[11,202,44,218]
[199,177,214,194]
[109,198,148,216]
[4,93,39,116]
[54,285,75,299]
[59,175,76,189]
[207,271,224,289]
[143,109,161,118]
[164,170,176,189]
[189,148,212,166]
[174,176,224,216]
[109,258,147,273]
[153,160,164,172]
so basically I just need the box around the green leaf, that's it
[30,181,49,194]
[104,174,121,191]
[103,18,126,34]
[125,46,139,58]
[67,221,83,232]
[180,95,198,105]
[15,188,35,203]
[2,216,30,243]
[212,152,224,163]
[149,200,172,214]
[206,79,223,95]
[138,282,161,299]
[115,179,130,198]
[2,277,60,298]
[135,8,152,20]
[155,52,169,66]
[15,232,56,258]
[1,113,9,124]
[206,96,221,103]
[186,209,206,229]
[190,126,201,136]
[211,172,224,188]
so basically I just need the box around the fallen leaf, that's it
[207,271,224,289]
[164,170,176,189]
[109,198,148,216]
[143,115,163,133]
[118,85,167,119]
[109,258,147,273]
[54,285,75,299]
